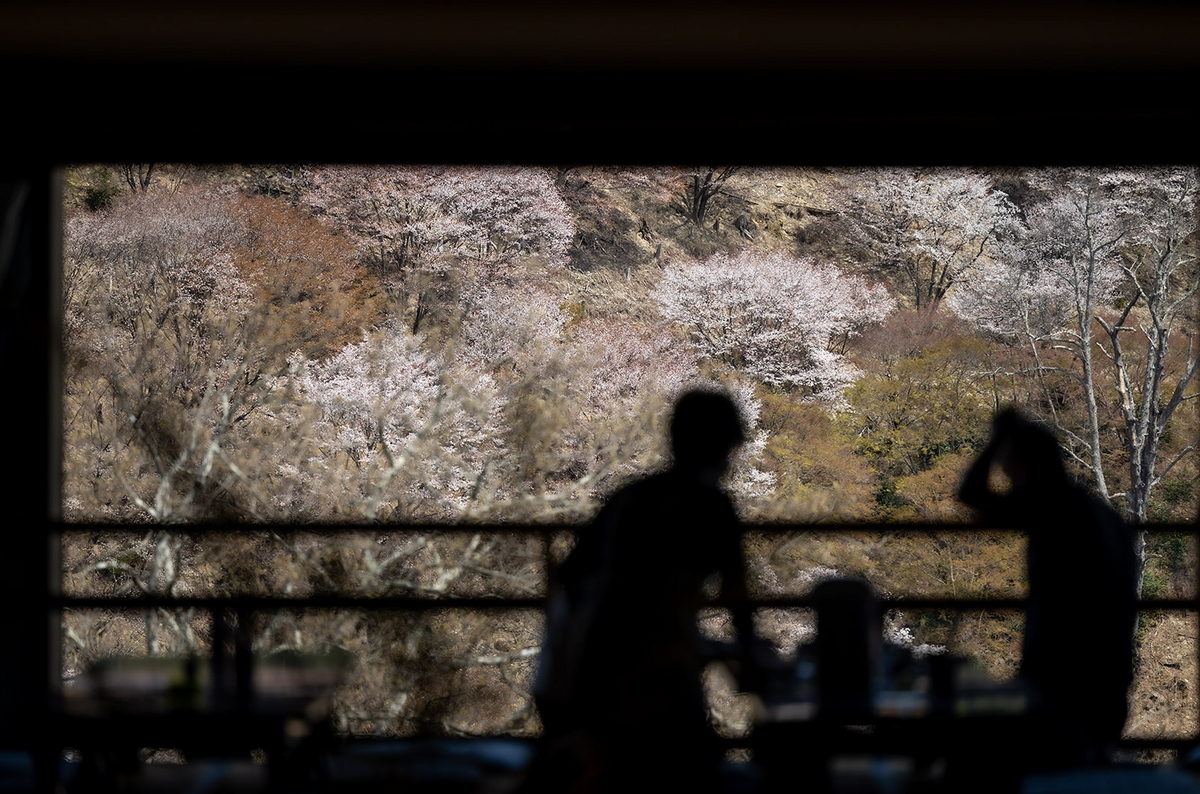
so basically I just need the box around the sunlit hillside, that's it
[60,163,1199,748]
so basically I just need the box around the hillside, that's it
[60,163,1199,752]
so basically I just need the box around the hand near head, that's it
[959,408,1064,512]
[990,409,1028,489]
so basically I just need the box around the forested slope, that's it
[60,164,1198,747]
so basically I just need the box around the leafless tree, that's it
[122,163,156,192]
[950,167,1199,594]
[682,166,739,226]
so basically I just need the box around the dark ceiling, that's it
[3,2,1197,164]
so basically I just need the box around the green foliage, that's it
[842,312,994,479]
[892,452,975,522]
[1135,610,1160,654]
[1134,560,1169,654]
[1139,529,1191,660]
[1159,480,1194,506]
[756,390,875,520]
[873,477,907,511]
[1159,532,1189,571]
[1150,479,1198,523]
[83,168,121,211]
[915,610,954,635]
[841,311,998,521]
[1142,566,1168,600]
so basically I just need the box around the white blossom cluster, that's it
[304,165,576,278]
[653,250,895,402]
[837,167,1021,310]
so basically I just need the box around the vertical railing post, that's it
[235,604,254,706]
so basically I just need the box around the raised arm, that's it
[958,436,1001,512]
[958,409,1022,520]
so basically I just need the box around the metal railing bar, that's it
[1111,739,1200,751]
[53,595,547,610]
[49,595,1197,611]
[50,520,1200,535]
[716,737,1200,752]
[754,596,1196,611]
[330,734,1200,752]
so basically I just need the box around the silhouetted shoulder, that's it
[559,469,741,603]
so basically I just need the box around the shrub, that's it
[83,168,121,211]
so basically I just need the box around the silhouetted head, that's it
[669,389,746,477]
[993,408,1067,490]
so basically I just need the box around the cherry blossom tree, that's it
[65,189,550,712]
[721,379,779,508]
[454,281,568,378]
[428,166,574,268]
[244,320,556,735]
[303,165,575,333]
[1100,168,1200,525]
[285,323,508,522]
[63,185,394,526]
[63,187,266,524]
[652,250,895,402]
[63,186,307,655]
[833,168,1021,310]
[558,318,747,501]
[950,170,1127,498]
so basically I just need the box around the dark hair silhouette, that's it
[991,408,1068,491]
[670,388,746,469]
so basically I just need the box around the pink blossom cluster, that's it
[564,317,696,416]
[838,167,1020,309]
[303,165,575,281]
[455,282,569,375]
[289,324,507,519]
[64,187,257,397]
[653,250,895,401]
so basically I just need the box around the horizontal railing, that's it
[51,519,1200,752]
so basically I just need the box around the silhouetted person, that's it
[527,389,763,793]
[958,409,1138,772]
